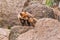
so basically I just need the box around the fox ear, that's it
[24,11,26,14]
[22,10,26,14]
[20,13,22,16]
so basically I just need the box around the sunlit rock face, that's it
[9,26,33,40]
[35,18,60,40]
[0,28,10,40]
[0,0,28,28]
[17,18,60,40]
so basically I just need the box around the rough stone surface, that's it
[16,18,60,40]
[28,1,40,5]
[24,2,55,19]
[0,28,10,40]
[29,0,45,4]
[17,29,35,40]
[0,0,27,28]
[35,18,60,40]
[9,26,33,40]
[52,8,60,21]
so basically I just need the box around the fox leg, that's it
[26,20,31,26]
[20,19,26,26]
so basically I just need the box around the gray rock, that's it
[35,18,60,40]
[0,0,28,28]
[53,8,60,21]
[17,18,60,40]
[9,26,33,40]
[0,28,10,40]
[24,2,55,19]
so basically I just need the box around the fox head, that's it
[20,12,28,18]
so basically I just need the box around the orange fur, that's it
[18,11,37,27]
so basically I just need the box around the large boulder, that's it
[28,1,41,5]
[17,29,35,40]
[35,18,60,40]
[9,26,33,40]
[17,18,60,40]
[24,1,55,19]
[0,0,28,28]
[0,28,10,40]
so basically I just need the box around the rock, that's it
[0,28,10,40]
[29,0,45,4]
[52,8,60,21]
[9,26,33,40]
[35,18,60,40]
[0,0,28,28]
[17,18,60,40]
[24,2,55,19]
[17,29,35,40]
[28,1,40,5]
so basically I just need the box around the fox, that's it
[18,11,37,27]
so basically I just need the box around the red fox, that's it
[18,11,37,27]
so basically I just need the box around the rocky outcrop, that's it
[0,28,10,40]
[0,0,28,28]
[9,26,33,40]
[35,18,60,40]
[24,1,55,19]
[52,8,60,21]
[0,0,56,28]
[16,18,60,40]
[17,29,35,40]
